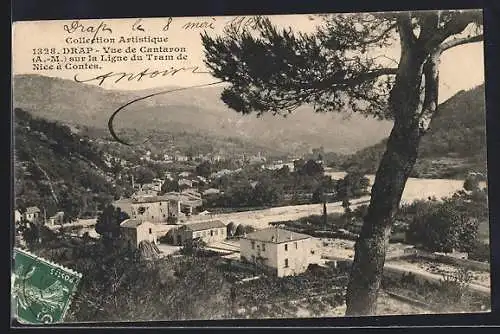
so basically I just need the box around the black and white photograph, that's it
[11,9,490,323]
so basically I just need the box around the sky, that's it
[12,12,485,103]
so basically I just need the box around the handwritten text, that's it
[73,66,210,86]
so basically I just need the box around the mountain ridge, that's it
[13,74,394,155]
[341,84,487,179]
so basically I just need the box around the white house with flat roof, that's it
[172,220,227,246]
[240,227,320,277]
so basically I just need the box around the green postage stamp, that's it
[12,248,82,324]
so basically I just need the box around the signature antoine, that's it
[74,66,210,86]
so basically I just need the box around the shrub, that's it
[406,201,479,253]
[468,241,490,263]
[234,224,245,236]
[158,234,173,244]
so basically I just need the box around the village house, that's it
[48,211,64,226]
[210,169,234,179]
[196,175,208,184]
[120,219,158,248]
[178,178,194,189]
[14,210,22,223]
[210,154,223,163]
[24,206,41,223]
[178,171,191,178]
[147,178,164,192]
[164,191,202,217]
[175,154,189,162]
[180,188,202,199]
[131,195,175,224]
[172,220,226,246]
[202,188,221,196]
[132,188,159,198]
[248,153,267,164]
[137,178,164,194]
[240,227,321,277]
[262,161,295,171]
[140,183,160,195]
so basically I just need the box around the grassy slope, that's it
[14,108,132,217]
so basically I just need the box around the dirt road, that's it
[321,252,490,297]
[186,196,370,229]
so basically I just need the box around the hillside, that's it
[12,74,393,155]
[342,84,487,179]
[13,108,134,220]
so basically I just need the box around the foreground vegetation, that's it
[382,269,490,313]
[14,218,490,322]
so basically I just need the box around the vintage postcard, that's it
[12,10,490,323]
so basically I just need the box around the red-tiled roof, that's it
[242,227,311,243]
[26,206,40,214]
[184,220,225,232]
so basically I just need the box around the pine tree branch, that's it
[439,34,483,52]
[355,23,398,47]
[423,13,479,52]
[316,68,398,90]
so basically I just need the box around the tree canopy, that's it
[202,11,482,121]
[95,204,129,239]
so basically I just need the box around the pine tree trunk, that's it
[345,122,421,316]
[345,36,438,315]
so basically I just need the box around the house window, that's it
[210,230,214,236]
[295,242,298,249]
[284,259,289,268]
[149,228,152,234]
[284,244,288,251]
[251,241,255,249]
[262,243,266,251]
